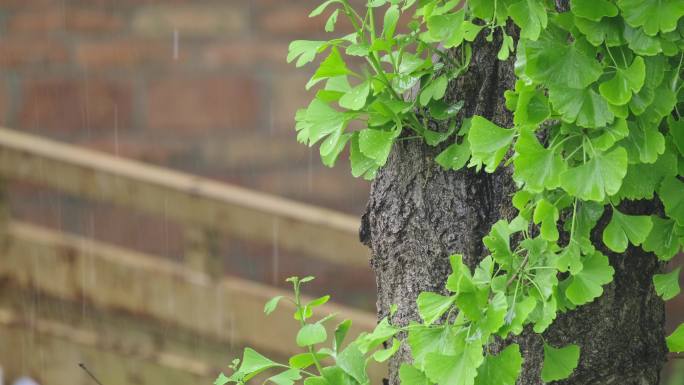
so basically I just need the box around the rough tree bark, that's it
[359,3,668,384]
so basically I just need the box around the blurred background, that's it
[0,1,377,384]
[0,1,681,385]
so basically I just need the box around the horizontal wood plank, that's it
[0,127,370,268]
[0,221,380,360]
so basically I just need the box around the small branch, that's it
[506,255,529,288]
[79,363,105,385]
[669,353,684,360]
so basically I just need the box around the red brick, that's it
[76,135,175,165]
[256,4,355,38]
[145,77,260,132]
[0,79,7,127]
[75,39,174,70]
[132,4,247,37]
[0,0,53,8]
[0,39,68,69]
[8,8,124,34]
[79,205,186,258]
[257,5,327,38]
[18,78,133,134]
[83,0,191,6]
[200,40,289,69]
[249,164,370,213]
[270,73,313,133]
[198,133,311,170]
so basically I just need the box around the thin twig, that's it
[506,255,529,288]
[669,353,684,360]
[79,363,105,385]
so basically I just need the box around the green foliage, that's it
[220,1,684,384]
[669,323,684,353]
[654,268,682,300]
[541,343,580,382]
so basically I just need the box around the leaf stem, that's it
[506,254,530,288]
[293,283,325,375]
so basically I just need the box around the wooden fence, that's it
[0,128,380,385]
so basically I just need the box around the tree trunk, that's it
[359,16,667,385]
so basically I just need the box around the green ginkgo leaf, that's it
[556,243,584,275]
[358,128,399,167]
[424,343,483,385]
[513,128,566,192]
[623,25,662,56]
[497,33,514,60]
[602,209,653,252]
[420,76,448,106]
[416,292,456,325]
[549,85,614,128]
[310,47,351,88]
[560,146,628,201]
[325,9,339,32]
[571,0,618,21]
[640,87,677,125]
[621,120,665,164]
[350,133,378,179]
[308,0,341,17]
[399,364,430,385]
[617,148,677,200]
[264,296,284,315]
[339,80,371,110]
[299,98,348,145]
[643,216,682,261]
[474,344,522,385]
[373,338,400,362]
[267,369,302,385]
[617,0,684,36]
[425,10,465,48]
[337,344,369,385]
[574,16,624,47]
[565,251,614,305]
[382,5,399,39]
[653,268,681,300]
[525,26,602,88]
[659,177,684,226]
[287,40,326,67]
[237,348,280,381]
[436,142,471,171]
[541,343,580,382]
[669,118,684,156]
[483,221,514,268]
[480,292,508,334]
[533,199,560,241]
[468,116,515,173]
[667,324,684,353]
[507,0,547,41]
[296,323,328,347]
[591,118,629,151]
[408,325,459,367]
[321,132,351,167]
[599,56,645,105]
[513,84,550,126]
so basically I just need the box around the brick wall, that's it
[0,0,369,213]
[0,0,377,310]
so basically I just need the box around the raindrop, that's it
[113,104,119,157]
[272,219,279,285]
[307,148,313,193]
[173,28,180,60]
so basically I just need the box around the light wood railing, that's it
[0,128,380,385]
